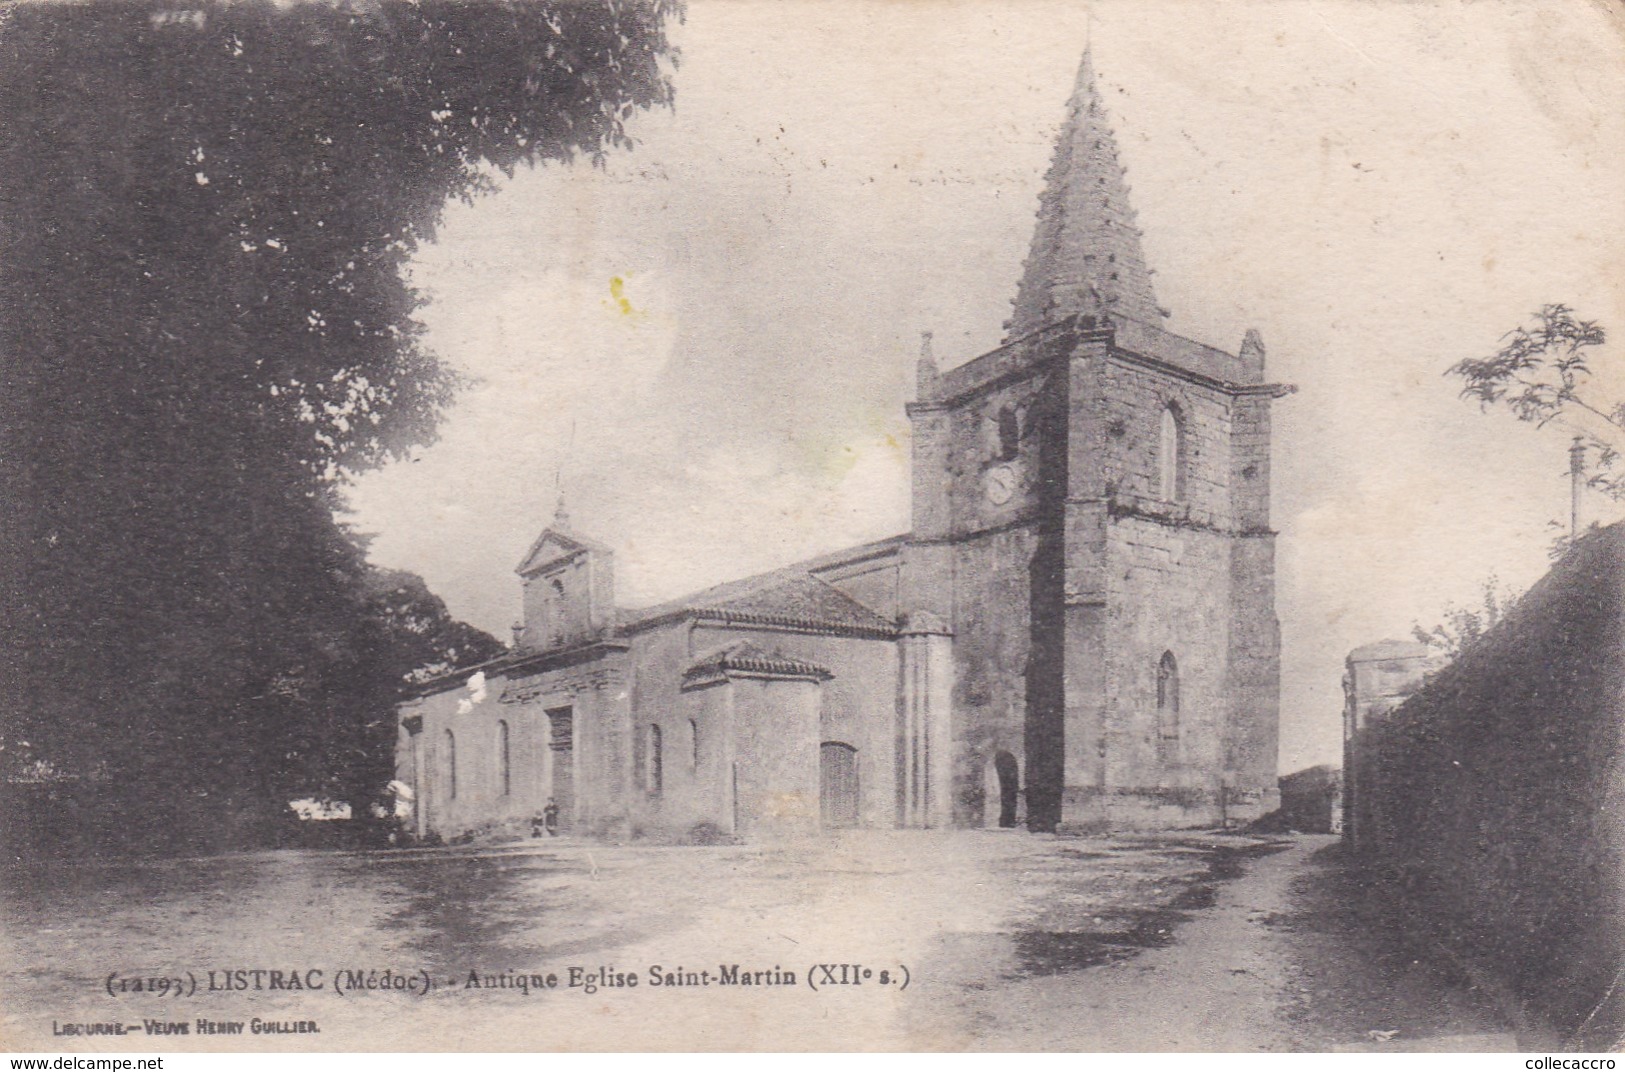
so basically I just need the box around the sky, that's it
[345,0,1625,774]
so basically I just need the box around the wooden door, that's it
[820,742,859,828]
[547,708,574,833]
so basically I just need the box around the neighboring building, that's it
[1341,638,1440,850]
[396,50,1291,841]
[1276,764,1342,835]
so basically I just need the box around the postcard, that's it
[2,0,1621,1054]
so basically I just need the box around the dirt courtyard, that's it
[1,830,1524,1051]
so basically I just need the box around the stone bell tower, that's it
[904,49,1290,831]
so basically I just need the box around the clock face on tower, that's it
[983,464,1016,506]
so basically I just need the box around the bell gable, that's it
[515,521,615,653]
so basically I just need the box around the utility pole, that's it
[1570,436,1587,540]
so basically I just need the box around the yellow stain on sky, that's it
[794,408,910,484]
[605,275,642,321]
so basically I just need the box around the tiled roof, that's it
[1348,639,1435,662]
[407,538,904,698]
[682,641,833,686]
[621,541,902,637]
[695,573,893,633]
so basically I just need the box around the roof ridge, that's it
[619,534,907,627]
[682,640,833,685]
[696,572,895,631]
[797,571,892,618]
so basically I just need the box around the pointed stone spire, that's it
[1239,328,1266,360]
[1238,328,1267,376]
[915,330,939,400]
[1004,49,1165,343]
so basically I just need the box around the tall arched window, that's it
[647,724,663,795]
[444,728,458,800]
[1158,404,1183,502]
[688,719,700,770]
[1156,651,1180,739]
[496,720,511,796]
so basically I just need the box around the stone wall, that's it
[729,677,824,839]
[1097,357,1233,527]
[396,649,634,841]
[1350,525,1625,1044]
[518,544,616,652]
[949,525,1040,825]
[1054,325,1284,830]
[1225,532,1282,821]
[401,617,905,843]
[1103,515,1234,825]
[909,333,1071,829]
[398,674,536,840]
[627,621,701,833]
[637,623,899,836]
[677,679,734,832]
[938,370,1064,532]
[1224,393,1281,817]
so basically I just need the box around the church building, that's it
[395,51,1290,841]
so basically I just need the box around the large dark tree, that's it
[364,567,508,689]
[269,561,509,831]
[0,1,678,852]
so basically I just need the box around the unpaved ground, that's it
[909,835,1522,1051]
[0,831,1523,1051]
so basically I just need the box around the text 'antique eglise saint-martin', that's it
[396,49,1292,840]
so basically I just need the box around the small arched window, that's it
[1158,404,1184,502]
[1156,651,1180,739]
[496,720,511,796]
[547,577,566,645]
[444,728,458,800]
[997,406,1020,461]
[647,724,663,795]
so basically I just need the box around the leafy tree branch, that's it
[1447,304,1618,499]
[1411,575,1521,660]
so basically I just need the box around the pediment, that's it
[515,527,606,576]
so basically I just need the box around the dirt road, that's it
[910,835,1523,1051]
[1,831,1527,1051]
